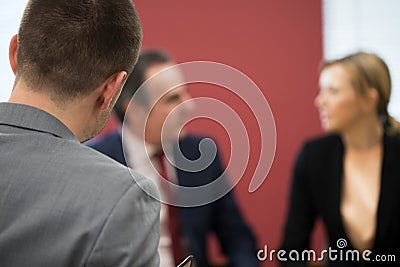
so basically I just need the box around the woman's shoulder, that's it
[385,132,400,144]
[302,133,342,153]
[294,134,343,181]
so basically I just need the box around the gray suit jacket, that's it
[0,103,160,267]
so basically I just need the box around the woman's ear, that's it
[9,34,18,74]
[368,88,379,103]
[366,87,380,112]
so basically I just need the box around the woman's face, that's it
[315,64,371,133]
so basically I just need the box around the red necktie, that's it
[154,152,184,266]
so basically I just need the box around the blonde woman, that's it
[281,52,400,266]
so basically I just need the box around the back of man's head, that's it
[115,49,171,122]
[16,0,142,102]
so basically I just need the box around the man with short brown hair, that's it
[0,1,160,266]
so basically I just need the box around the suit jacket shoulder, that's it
[88,131,126,165]
[65,145,161,266]
[0,104,160,267]
[300,134,342,159]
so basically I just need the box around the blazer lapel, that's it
[374,134,399,249]
[327,136,348,240]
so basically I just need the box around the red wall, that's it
[133,1,323,266]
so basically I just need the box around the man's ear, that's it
[99,71,127,110]
[9,34,18,74]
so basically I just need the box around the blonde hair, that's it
[321,52,400,136]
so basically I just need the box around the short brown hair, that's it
[17,0,142,102]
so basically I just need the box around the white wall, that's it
[0,1,28,102]
[323,0,400,119]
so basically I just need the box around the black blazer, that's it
[88,131,259,267]
[281,134,400,266]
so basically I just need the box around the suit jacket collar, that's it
[0,102,78,142]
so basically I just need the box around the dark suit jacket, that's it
[0,103,160,267]
[89,131,259,267]
[281,134,400,267]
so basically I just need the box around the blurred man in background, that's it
[89,50,259,267]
